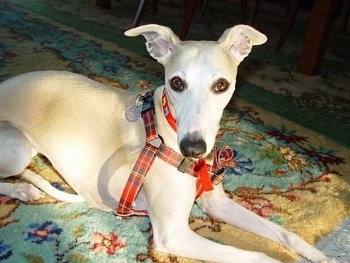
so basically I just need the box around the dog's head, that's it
[125,24,267,159]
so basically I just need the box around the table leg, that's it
[179,0,198,40]
[298,0,338,75]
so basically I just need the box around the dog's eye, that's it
[169,76,185,92]
[212,78,230,93]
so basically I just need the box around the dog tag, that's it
[125,104,141,122]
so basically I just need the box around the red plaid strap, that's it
[142,107,158,142]
[115,91,234,217]
[141,91,158,142]
[115,91,158,216]
[209,145,233,185]
[115,142,233,216]
[115,143,158,216]
[157,144,229,198]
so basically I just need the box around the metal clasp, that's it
[178,158,193,173]
[148,135,164,148]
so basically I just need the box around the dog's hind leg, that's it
[0,121,45,201]
[0,121,84,202]
[196,185,332,263]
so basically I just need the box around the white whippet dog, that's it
[0,24,334,263]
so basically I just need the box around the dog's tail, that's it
[20,169,85,202]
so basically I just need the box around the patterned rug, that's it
[0,1,349,263]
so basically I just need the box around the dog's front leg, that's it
[196,184,333,263]
[143,164,281,263]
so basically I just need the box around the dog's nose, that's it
[179,133,207,158]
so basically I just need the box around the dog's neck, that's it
[153,86,180,153]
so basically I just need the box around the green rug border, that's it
[6,0,350,147]
[235,82,350,147]
[9,0,349,72]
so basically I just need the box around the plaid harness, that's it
[115,91,232,217]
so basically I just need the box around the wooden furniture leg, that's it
[133,0,197,40]
[133,0,148,27]
[179,0,198,40]
[249,0,260,25]
[95,0,111,9]
[298,0,338,75]
[240,0,248,23]
[275,0,299,52]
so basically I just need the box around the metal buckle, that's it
[216,168,225,176]
[210,168,226,185]
[141,92,155,114]
[148,136,163,148]
[178,158,193,173]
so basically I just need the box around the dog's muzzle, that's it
[180,132,207,158]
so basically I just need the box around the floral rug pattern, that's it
[0,2,350,263]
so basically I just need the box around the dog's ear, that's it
[125,24,180,65]
[218,25,267,64]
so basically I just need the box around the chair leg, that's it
[240,0,248,24]
[200,0,209,16]
[179,0,198,40]
[133,0,196,39]
[153,0,158,15]
[132,0,148,27]
[249,0,260,25]
[96,0,111,9]
[275,0,299,51]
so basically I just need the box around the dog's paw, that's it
[10,183,46,201]
[299,245,338,263]
[309,256,338,263]
[317,259,338,263]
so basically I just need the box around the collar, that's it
[162,89,177,132]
